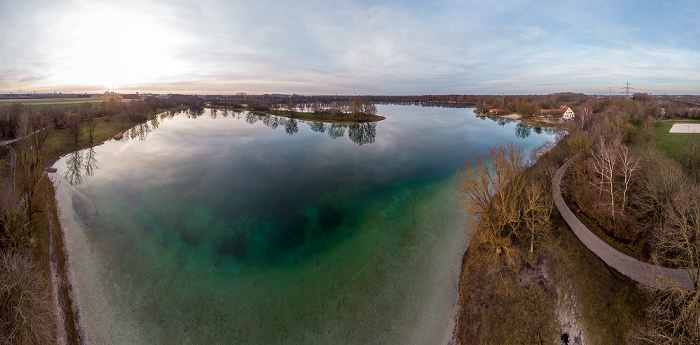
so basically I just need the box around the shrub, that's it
[0,251,54,344]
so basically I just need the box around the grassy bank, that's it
[0,97,106,110]
[39,117,144,164]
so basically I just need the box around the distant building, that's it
[561,106,575,120]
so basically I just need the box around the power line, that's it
[621,81,633,98]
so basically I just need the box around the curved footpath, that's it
[553,157,695,291]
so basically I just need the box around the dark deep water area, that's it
[53,105,556,344]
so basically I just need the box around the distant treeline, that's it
[200,92,700,119]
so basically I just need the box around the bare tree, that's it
[577,102,592,128]
[83,103,98,143]
[643,184,700,344]
[591,138,617,222]
[456,142,525,267]
[311,101,323,118]
[65,113,82,145]
[349,98,363,121]
[641,116,656,140]
[0,252,54,344]
[0,199,30,250]
[286,100,297,117]
[28,113,52,163]
[361,100,377,120]
[329,101,344,119]
[633,150,686,235]
[14,109,45,225]
[683,135,700,179]
[522,181,552,253]
[617,143,639,214]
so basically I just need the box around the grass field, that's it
[39,117,142,164]
[654,119,700,165]
[0,97,106,110]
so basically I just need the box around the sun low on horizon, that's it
[39,2,193,92]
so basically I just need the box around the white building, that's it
[561,106,575,120]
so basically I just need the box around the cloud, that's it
[1,0,698,94]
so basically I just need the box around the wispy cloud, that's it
[1,0,698,94]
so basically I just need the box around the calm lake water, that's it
[53,105,556,344]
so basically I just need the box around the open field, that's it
[0,97,106,110]
[654,119,700,164]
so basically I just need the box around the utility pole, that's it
[621,81,633,98]
[608,87,614,97]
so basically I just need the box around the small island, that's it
[255,109,386,124]
[213,97,386,124]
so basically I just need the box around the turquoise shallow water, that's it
[53,105,556,344]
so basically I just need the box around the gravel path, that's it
[553,157,695,291]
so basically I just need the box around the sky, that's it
[1,0,699,95]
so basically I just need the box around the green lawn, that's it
[0,98,105,110]
[654,119,700,165]
[40,117,145,164]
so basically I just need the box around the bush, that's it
[0,251,53,344]
[0,207,30,251]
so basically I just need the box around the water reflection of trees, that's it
[186,108,205,118]
[478,114,558,138]
[327,123,345,139]
[308,122,325,133]
[235,111,377,146]
[64,148,98,185]
[120,120,153,141]
[284,119,299,135]
[348,123,376,146]
[515,122,532,138]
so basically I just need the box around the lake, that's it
[52,105,556,344]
